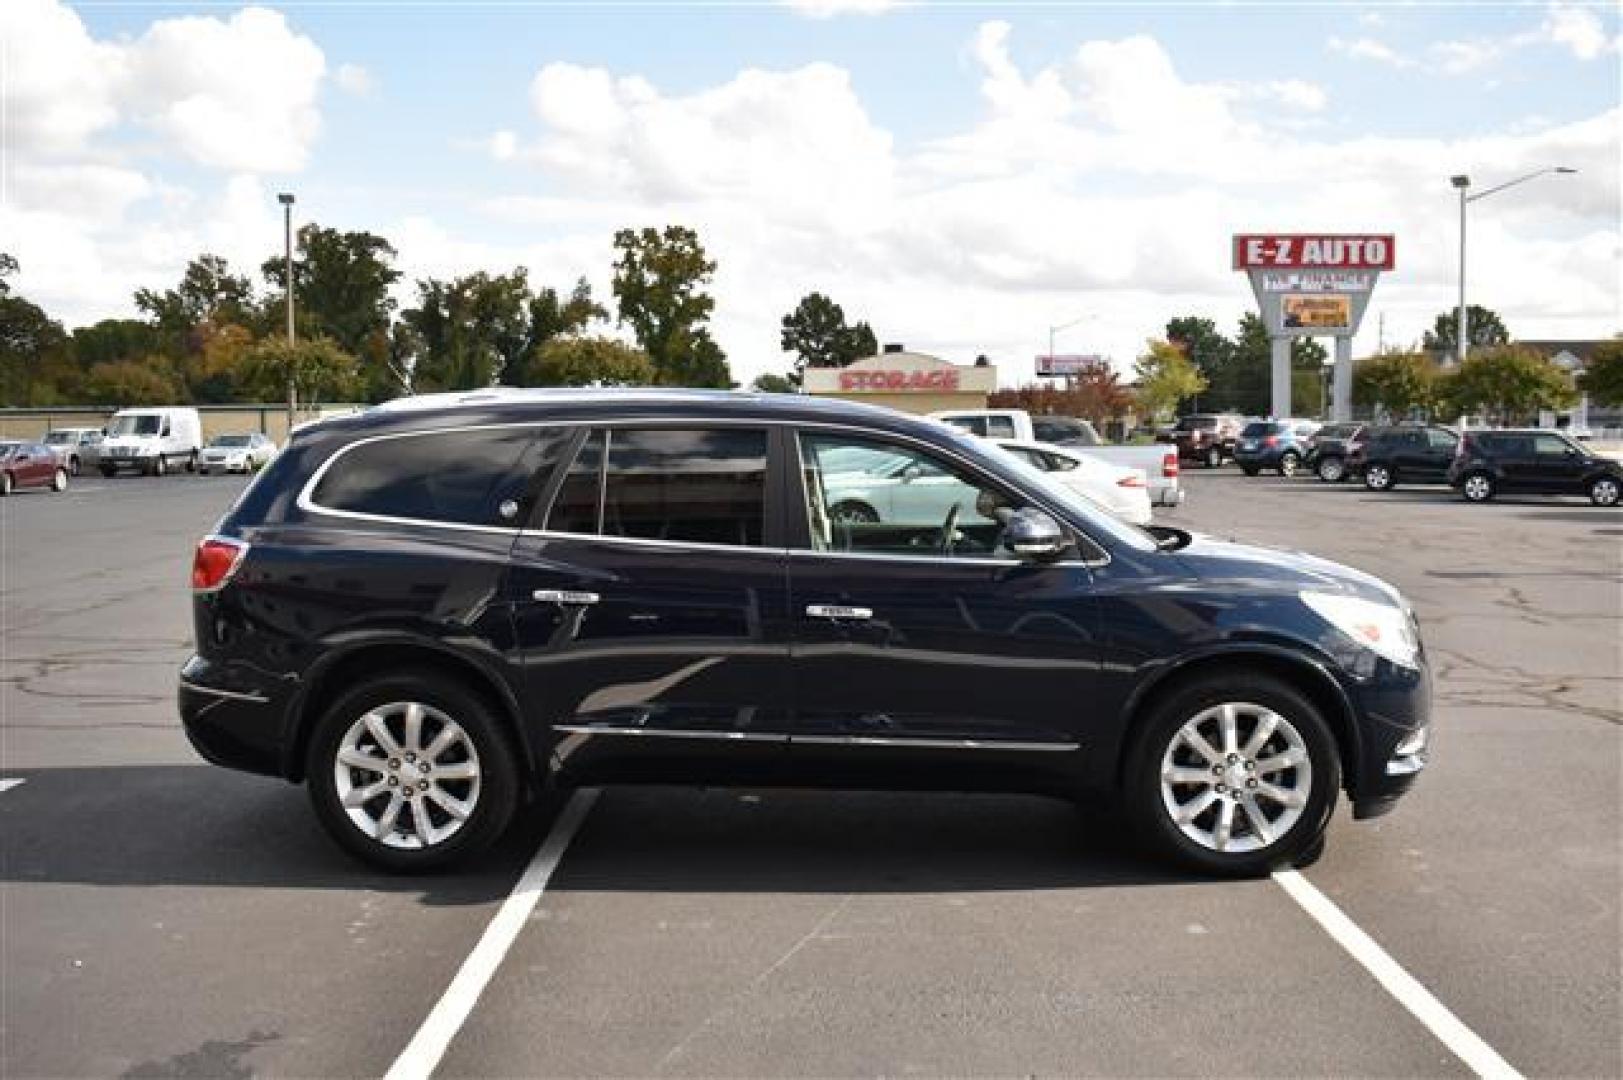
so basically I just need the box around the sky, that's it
[3,0,1619,388]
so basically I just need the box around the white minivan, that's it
[99,407,203,476]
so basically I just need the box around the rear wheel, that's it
[1461,472,1495,503]
[1,472,11,496]
[307,673,519,872]
[152,454,167,477]
[1126,674,1339,876]
[186,450,198,473]
[830,501,879,525]
[99,465,116,478]
[50,467,68,493]
[1587,476,1619,507]
[1316,456,1345,483]
[1364,464,1394,491]
[1277,451,1301,478]
[68,455,81,477]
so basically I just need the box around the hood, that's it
[1172,532,1404,607]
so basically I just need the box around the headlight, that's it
[1300,591,1420,669]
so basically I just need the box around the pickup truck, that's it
[931,408,1183,508]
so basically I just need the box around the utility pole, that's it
[278,192,296,432]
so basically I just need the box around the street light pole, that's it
[1449,166,1576,366]
[1046,314,1093,380]
[277,192,296,431]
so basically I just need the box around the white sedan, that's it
[991,438,1154,526]
[199,433,277,475]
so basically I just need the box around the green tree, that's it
[530,336,655,387]
[70,319,165,372]
[0,253,18,297]
[262,225,401,397]
[1576,340,1623,407]
[1353,351,1438,418]
[1443,345,1576,425]
[779,292,878,386]
[402,270,534,392]
[135,254,254,333]
[1423,305,1510,353]
[240,336,363,409]
[506,278,607,387]
[611,226,731,387]
[83,358,183,406]
[1165,316,1232,409]
[751,372,797,394]
[1134,339,1208,421]
[0,271,71,406]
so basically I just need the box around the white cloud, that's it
[1543,2,1617,60]
[336,62,376,96]
[1424,3,1618,76]
[779,0,900,18]
[0,0,124,156]
[1328,36,1416,68]
[488,130,519,161]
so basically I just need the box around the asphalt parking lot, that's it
[2,468,1618,1078]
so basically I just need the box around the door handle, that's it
[806,603,873,620]
[533,589,600,606]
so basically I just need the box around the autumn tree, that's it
[988,367,1133,425]
[135,254,255,333]
[1576,339,1623,407]
[240,336,363,410]
[530,337,654,387]
[83,358,183,406]
[1134,339,1207,421]
[611,226,731,387]
[1353,351,1438,418]
[779,292,877,386]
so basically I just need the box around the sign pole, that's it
[1332,337,1353,421]
[1270,338,1292,419]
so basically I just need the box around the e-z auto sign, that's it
[1232,234,1395,270]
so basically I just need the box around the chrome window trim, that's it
[292,414,1114,566]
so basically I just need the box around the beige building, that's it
[0,403,361,444]
[802,348,995,415]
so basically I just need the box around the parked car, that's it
[1347,424,1459,491]
[199,433,277,475]
[1163,413,1246,469]
[1304,422,1363,483]
[181,388,1430,876]
[1447,429,1623,506]
[1233,419,1322,477]
[991,438,1153,526]
[41,427,103,476]
[931,409,1183,508]
[0,441,70,495]
[99,407,203,476]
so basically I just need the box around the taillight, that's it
[1161,452,1179,478]
[1264,435,1280,448]
[192,535,248,592]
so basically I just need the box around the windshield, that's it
[43,432,73,444]
[1241,421,1280,437]
[964,434,1157,553]
[0,443,19,458]
[107,414,162,436]
[211,435,251,447]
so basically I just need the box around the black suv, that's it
[1447,429,1623,506]
[180,390,1430,875]
[1305,423,1363,483]
[1347,424,1459,491]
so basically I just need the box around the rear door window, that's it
[311,426,575,527]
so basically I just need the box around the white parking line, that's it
[1273,869,1522,1079]
[384,788,599,1080]
[0,779,25,795]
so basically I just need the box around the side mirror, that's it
[899,463,924,483]
[1005,508,1069,562]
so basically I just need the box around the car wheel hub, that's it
[1159,702,1311,854]
[1465,477,1489,498]
[333,701,482,850]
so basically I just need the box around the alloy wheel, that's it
[1591,478,1620,507]
[1279,453,1300,477]
[1463,474,1493,502]
[1365,465,1391,490]
[1159,701,1312,854]
[333,700,483,850]
[1317,458,1344,483]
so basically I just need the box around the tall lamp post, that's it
[1047,313,1093,368]
[1450,166,1576,365]
[277,191,296,430]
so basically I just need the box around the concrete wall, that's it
[0,404,362,445]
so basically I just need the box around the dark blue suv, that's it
[180,390,1430,876]
[1233,419,1322,477]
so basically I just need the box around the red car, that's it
[0,441,70,496]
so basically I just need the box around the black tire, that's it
[0,472,11,497]
[50,467,68,493]
[1277,451,1301,478]
[1204,446,1223,469]
[1125,673,1340,877]
[1588,475,1621,508]
[830,500,880,525]
[68,455,81,477]
[99,465,116,478]
[186,450,198,473]
[198,468,209,476]
[307,673,520,872]
[1240,465,1260,477]
[1363,464,1394,491]
[1460,471,1495,503]
[1315,456,1346,483]
[152,454,167,477]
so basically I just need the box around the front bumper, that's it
[1342,653,1432,816]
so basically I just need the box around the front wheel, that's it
[50,467,68,493]
[68,456,81,477]
[1364,464,1394,491]
[99,465,116,478]
[1316,456,1345,483]
[152,455,167,477]
[1126,675,1339,876]
[1240,465,1260,477]
[307,674,520,871]
[1461,472,1495,503]
[186,450,198,473]
[830,501,880,525]
[1589,476,1621,507]
[1277,451,1301,478]
[0,472,11,497]
[1204,446,1223,469]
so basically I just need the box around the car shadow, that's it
[0,767,1183,897]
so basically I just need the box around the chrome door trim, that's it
[792,734,1080,752]
[553,724,788,744]
[805,604,873,620]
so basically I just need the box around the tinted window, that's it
[546,431,604,534]
[985,416,1017,438]
[1426,428,1458,451]
[1532,433,1576,456]
[1241,422,1281,437]
[313,427,573,526]
[1178,416,1219,431]
[1033,417,1087,442]
[591,428,768,547]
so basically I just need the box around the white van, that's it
[99,407,203,476]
